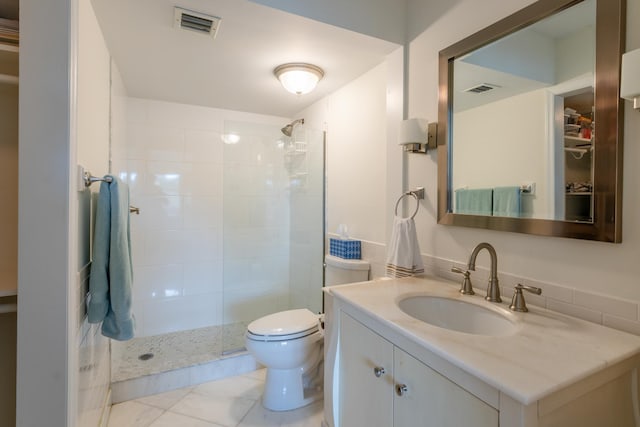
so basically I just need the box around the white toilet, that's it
[245,254,370,411]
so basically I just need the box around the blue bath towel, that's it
[87,176,135,340]
[455,188,493,215]
[493,186,521,218]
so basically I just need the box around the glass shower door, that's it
[221,121,325,354]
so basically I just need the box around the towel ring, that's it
[395,192,420,219]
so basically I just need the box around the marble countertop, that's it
[327,275,640,405]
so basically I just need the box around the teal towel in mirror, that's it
[88,176,135,341]
[493,186,521,218]
[455,188,493,215]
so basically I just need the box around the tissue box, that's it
[329,238,361,259]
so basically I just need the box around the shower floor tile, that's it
[107,369,325,427]
[112,322,248,382]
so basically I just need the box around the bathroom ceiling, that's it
[91,0,400,118]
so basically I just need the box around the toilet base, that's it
[262,367,323,411]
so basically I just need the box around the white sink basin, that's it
[398,296,517,336]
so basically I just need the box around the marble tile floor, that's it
[107,368,324,427]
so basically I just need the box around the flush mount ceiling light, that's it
[274,63,324,95]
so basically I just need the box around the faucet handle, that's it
[509,284,542,312]
[451,267,475,295]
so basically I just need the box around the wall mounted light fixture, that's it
[274,63,324,95]
[398,118,437,153]
[621,48,640,110]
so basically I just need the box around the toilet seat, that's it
[247,308,319,342]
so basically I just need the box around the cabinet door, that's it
[393,348,498,427]
[339,312,394,427]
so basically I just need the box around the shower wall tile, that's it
[183,260,223,295]
[129,225,145,268]
[183,229,222,262]
[139,293,223,337]
[145,127,186,162]
[121,97,289,337]
[182,163,222,197]
[223,258,250,288]
[143,230,187,266]
[184,196,222,230]
[111,158,144,193]
[134,264,184,301]
[137,195,183,231]
[184,130,223,163]
[144,161,186,196]
[145,100,224,132]
[222,287,290,324]
[125,125,185,162]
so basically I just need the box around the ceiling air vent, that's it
[465,83,499,94]
[174,7,221,38]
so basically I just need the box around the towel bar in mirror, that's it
[437,0,625,242]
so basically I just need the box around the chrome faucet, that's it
[467,242,501,303]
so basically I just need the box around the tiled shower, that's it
[110,97,325,391]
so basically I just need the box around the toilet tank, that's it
[325,255,370,286]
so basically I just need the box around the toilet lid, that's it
[247,308,319,337]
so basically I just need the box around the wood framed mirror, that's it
[437,0,625,242]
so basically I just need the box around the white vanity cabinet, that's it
[339,312,393,426]
[324,277,640,427]
[339,312,498,427]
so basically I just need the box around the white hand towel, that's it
[386,216,424,278]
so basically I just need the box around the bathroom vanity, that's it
[323,276,640,427]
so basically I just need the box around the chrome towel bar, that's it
[83,171,113,188]
[82,171,141,215]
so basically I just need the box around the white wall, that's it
[407,0,640,304]
[453,88,550,218]
[301,62,388,242]
[555,26,595,83]
[464,28,556,85]
[76,0,112,425]
[17,0,76,424]
[298,50,404,278]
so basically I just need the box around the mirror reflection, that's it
[451,0,595,222]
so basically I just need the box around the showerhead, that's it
[281,124,293,137]
[281,118,304,137]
